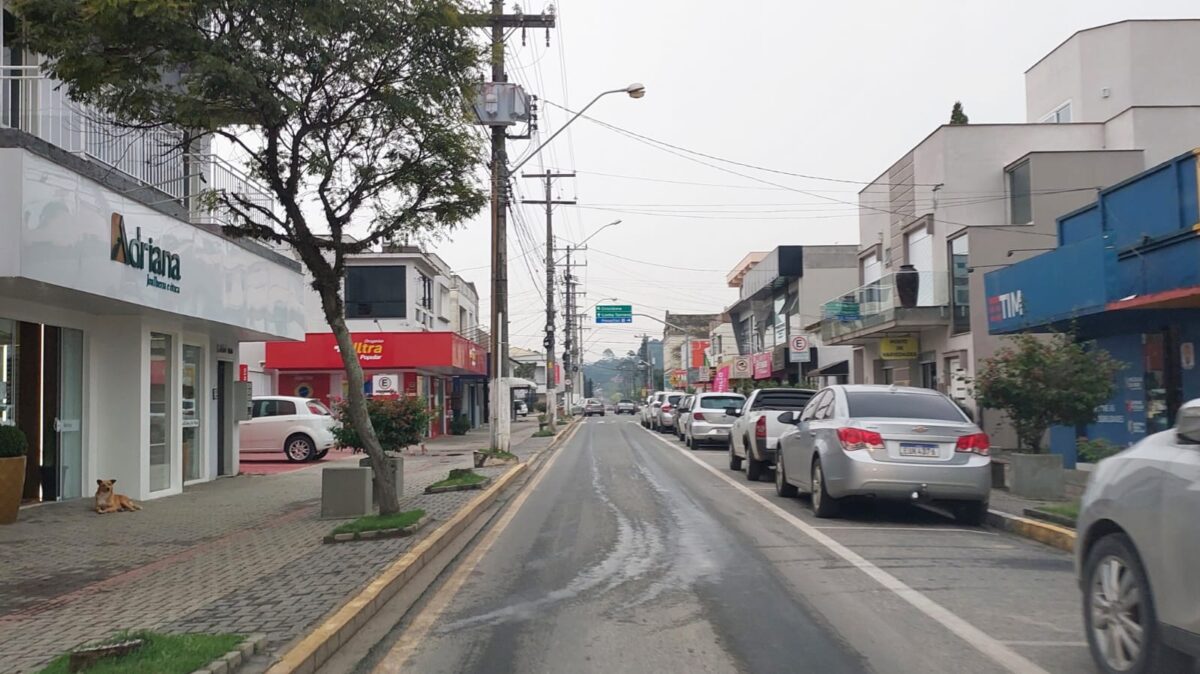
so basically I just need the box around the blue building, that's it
[985,150,1200,465]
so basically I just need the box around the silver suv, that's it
[1075,399,1200,674]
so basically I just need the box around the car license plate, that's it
[899,443,939,458]
[711,428,728,436]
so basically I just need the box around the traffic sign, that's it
[730,356,751,379]
[595,304,633,324]
[789,335,812,363]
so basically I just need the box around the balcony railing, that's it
[819,271,951,342]
[2,64,276,231]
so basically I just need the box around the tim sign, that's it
[988,290,1025,324]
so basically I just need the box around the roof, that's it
[1025,19,1200,74]
[726,252,768,288]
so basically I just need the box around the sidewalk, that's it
[0,419,547,673]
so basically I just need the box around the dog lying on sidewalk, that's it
[94,479,141,514]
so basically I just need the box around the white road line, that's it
[638,426,1051,674]
[1001,641,1088,648]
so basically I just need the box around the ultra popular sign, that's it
[110,212,182,293]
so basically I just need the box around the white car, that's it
[239,396,338,462]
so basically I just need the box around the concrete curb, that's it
[322,515,429,544]
[264,419,581,674]
[424,476,493,494]
[189,634,266,674]
[986,509,1076,553]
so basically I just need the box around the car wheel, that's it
[1084,533,1194,674]
[746,451,765,482]
[728,441,742,471]
[951,500,988,526]
[775,452,798,497]
[312,448,329,461]
[284,434,315,462]
[810,459,840,518]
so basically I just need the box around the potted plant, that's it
[0,426,29,524]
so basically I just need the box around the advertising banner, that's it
[689,340,710,368]
[712,365,731,392]
[752,352,772,379]
[880,336,919,360]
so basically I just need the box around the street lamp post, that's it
[490,84,644,449]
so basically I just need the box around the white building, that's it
[0,32,305,501]
[812,18,1200,441]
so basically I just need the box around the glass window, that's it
[750,390,815,411]
[149,333,173,492]
[276,399,297,416]
[307,400,331,416]
[1008,161,1032,224]
[346,265,406,318]
[666,394,682,405]
[182,345,203,482]
[700,395,745,410]
[814,391,836,419]
[845,391,967,421]
[0,318,15,427]
[949,236,970,334]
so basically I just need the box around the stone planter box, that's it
[321,466,372,519]
[323,515,429,544]
[425,476,492,494]
[1008,452,1065,500]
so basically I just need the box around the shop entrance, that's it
[1,319,84,502]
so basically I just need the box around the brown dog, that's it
[94,479,141,514]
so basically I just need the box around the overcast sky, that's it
[431,0,1199,361]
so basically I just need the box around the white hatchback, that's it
[239,396,338,462]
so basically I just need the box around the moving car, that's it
[616,399,637,415]
[674,395,695,439]
[655,392,684,432]
[583,398,606,417]
[1075,399,1200,674]
[728,387,816,481]
[774,385,991,524]
[239,396,338,462]
[682,392,746,449]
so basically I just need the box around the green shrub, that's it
[330,396,430,453]
[534,402,547,413]
[0,426,27,459]
[449,415,471,436]
[1076,437,1122,463]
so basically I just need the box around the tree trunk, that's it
[316,280,400,514]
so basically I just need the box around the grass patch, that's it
[1039,501,1080,520]
[532,429,557,438]
[428,468,487,490]
[38,631,242,674]
[482,449,517,461]
[331,509,426,536]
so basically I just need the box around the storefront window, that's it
[182,345,203,483]
[149,333,173,492]
[949,236,970,334]
[0,318,15,426]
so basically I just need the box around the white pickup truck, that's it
[728,388,816,482]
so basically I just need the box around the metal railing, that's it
[2,64,277,231]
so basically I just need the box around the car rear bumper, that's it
[660,414,677,427]
[824,452,991,501]
[691,421,731,442]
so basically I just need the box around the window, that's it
[773,294,787,346]
[275,400,297,416]
[149,333,173,492]
[1041,102,1072,124]
[700,395,745,410]
[861,251,881,285]
[1008,161,1032,225]
[750,390,815,411]
[949,235,970,334]
[813,390,836,419]
[182,345,203,482]
[346,266,406,318]
[307,400,331,416]
[418,273,433,310]
[845,391,967,421]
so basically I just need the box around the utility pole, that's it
[468,2,556,451]
[523,170,574,429]
[557,242,586,410]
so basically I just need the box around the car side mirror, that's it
[777,411,796,425]
[725,407,741,417]
[1177,406,1200,444]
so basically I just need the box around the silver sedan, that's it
[775,385,991,524]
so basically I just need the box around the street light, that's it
[510,83,646,174]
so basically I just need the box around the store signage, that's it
[689,340,710,368]
[987,290,1024,323]
[669,369,688,387]
[216,343,235,356]
[110,212,182,293]
[712,365,731,392]
[731,356,751,379]
[238,364,248,381]
[752,352,772,379]
[334,338,387,363]
[880,336,919,360]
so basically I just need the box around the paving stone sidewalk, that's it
[0,418,556,673]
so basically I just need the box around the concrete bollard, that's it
[321,466,372,519]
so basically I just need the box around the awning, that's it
[265,331,488,375]
[810,360,849,377]
[1106,285,1200,311]
[504,377,538,389]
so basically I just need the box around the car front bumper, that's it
[823,451,991,501]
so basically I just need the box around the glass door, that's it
[56,328,83,499]
[0,318,14,427]
[182,345,203,483]
[149,333,173,492]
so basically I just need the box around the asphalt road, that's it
[360,416,1093,674]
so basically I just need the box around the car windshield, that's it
[700,395,745,409]
[750,390,813,410]
[619,399,633,404]
[845,391,967,421]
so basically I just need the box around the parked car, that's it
[655,392,685,432]
[641,391,667,428]
[728,387,816,481]
[674,395,695,439]
[774,385,991,524]
[239,396,337,462]
[1075,400,1200,674]
[583,398,606,417]
[682,392,747,449]
[616,399,637,415]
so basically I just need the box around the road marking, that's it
[1001,641,1088,648]
[637,426,1051,674]
[371,421,581,673]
